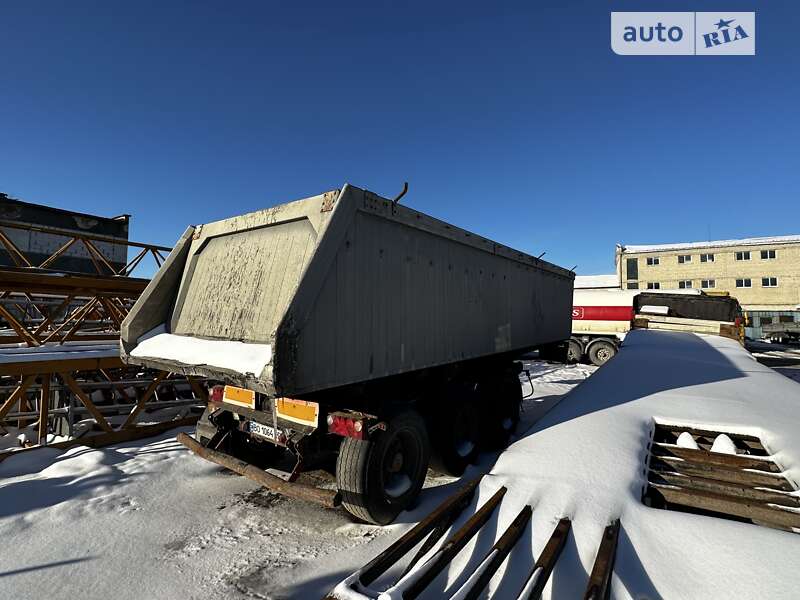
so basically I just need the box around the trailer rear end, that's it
[122,184,573,523]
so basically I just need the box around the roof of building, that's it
[574,274,619,289]
[619,234,800,254]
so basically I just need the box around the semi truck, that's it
[121,184,573,524]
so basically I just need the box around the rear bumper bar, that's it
[176,432,340,508]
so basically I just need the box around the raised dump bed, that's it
[122,184,573,523]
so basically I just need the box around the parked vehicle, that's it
[569,288,742,365]
[121,184,574,523]
[762,320,800,344]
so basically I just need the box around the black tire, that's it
[429,383,481,476]
[588,340,617,366]
[479,374,522,450]
[567,339,583,363]
[336,410,430,525]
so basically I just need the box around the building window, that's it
[646,257,660,266]
[647,282,660,290]
[735,251,751,261]
[627,282,639,290]
[760,249,776,260]
[678,280,692,289]
[762,277,778,287]
[700,253,715,263]
[736,279,752,288]
[626,258,638,281]
[677,255,692,264]
[779,315,794,323]
[701,279,716,289]
[761,317,773,325]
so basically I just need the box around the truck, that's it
[121,184,574,524]
[569,288,740,365]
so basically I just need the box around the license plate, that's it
[223,385,255,409]
[246,421,277,441]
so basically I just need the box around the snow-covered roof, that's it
[574,274,619,289]
[620,234,800,254]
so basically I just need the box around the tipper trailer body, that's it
[121,184,573,523]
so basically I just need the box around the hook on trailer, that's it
[393,181,409,205]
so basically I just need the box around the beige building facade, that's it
[615,235,800,311]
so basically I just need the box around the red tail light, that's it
[327,414,364,439]
[210,385,224,402]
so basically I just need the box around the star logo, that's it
[715,18,735,29]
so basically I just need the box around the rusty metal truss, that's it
[0,218,209,453]
[0,219,169,347]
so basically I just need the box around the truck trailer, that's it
[570,288,742,365]
[121,184,573,523]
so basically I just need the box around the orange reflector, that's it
[222,385,255,409]
[276,398,319,427]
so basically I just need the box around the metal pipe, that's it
[176,432,341,509]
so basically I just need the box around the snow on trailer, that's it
[328,329,800,599]
[121,184,574,524]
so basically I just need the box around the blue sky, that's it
[1,1,797,275]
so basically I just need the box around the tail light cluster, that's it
[210,385,224,403]
[327,413,364,439]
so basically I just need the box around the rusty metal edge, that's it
[176,431,341,509]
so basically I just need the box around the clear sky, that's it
[2,1,797,276]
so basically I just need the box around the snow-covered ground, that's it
[0,360,594,600]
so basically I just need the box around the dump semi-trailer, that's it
[121,184,574,523]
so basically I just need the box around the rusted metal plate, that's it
[649,471,800,508]
[652,484,800,531]
[651,442,780,472]
[649,456,793,491]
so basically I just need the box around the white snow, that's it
[710,433,738,455]
[0,342,119,364]
[574,274,619,289]
[130,327,272,376]
[639,305,670,316]
[435,330,800,599]
[621,234,800,254]
[12,334,798,599]
[0,359,592,600]
[676,431,699,449]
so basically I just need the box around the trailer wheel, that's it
[567,339,583,363]
[336,410,430,525]
[429,384,480,476]
[480,375,522,449]
[588,340,617,366]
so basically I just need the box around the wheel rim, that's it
[596,347,612,362]
[381,431,420,499]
